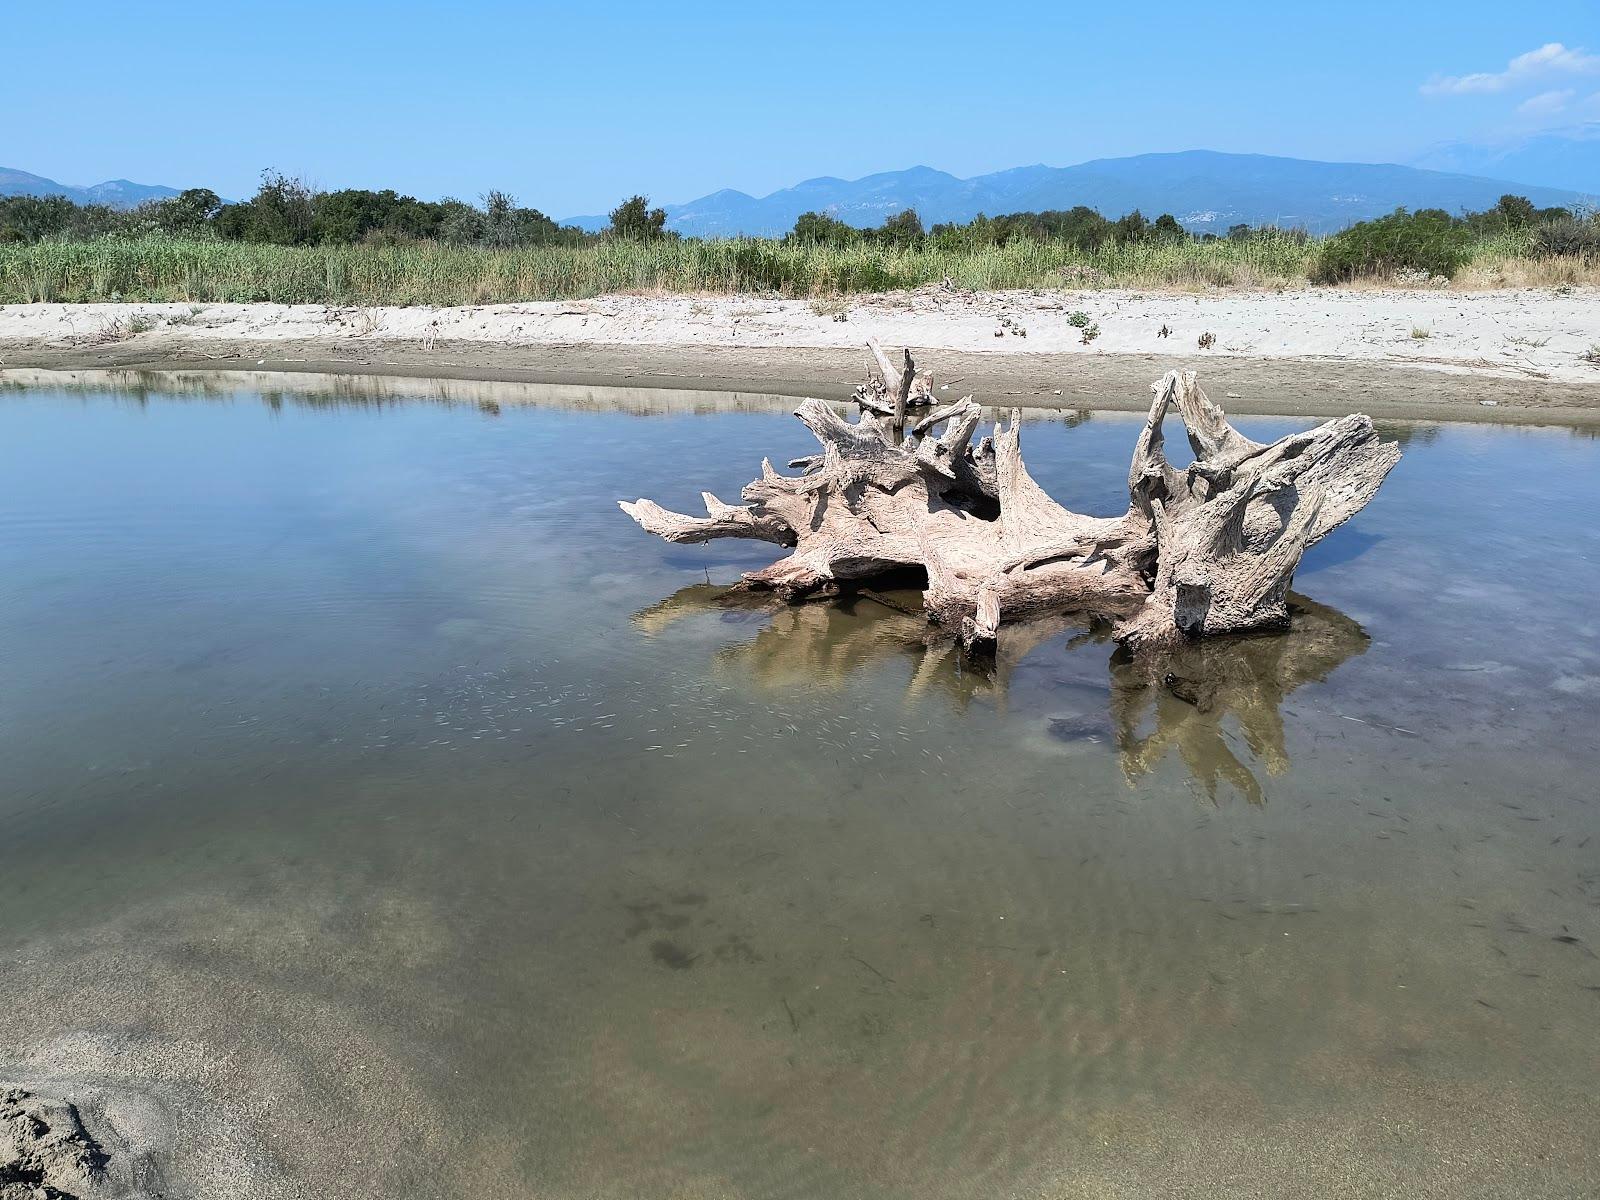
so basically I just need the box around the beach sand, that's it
[2,285,1598,424]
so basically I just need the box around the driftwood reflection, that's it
[636,584,1370,804]
[1105,599,1368,803]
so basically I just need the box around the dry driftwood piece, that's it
[620,344,1400,650]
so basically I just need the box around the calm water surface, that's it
[1,373,1597,1198]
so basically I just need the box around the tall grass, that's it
[0,231,1586,305]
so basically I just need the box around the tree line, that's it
[787,206,1193,250]
[0,171,673,247]
[784,194,1584,253]
[1,170,1591,264]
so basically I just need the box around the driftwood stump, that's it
[621,342,1399,651]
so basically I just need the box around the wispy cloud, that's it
[1422,42,1600,96]
[1517,88,1576,116]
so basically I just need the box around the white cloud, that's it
[1517,88,1576,116]
[1422,42,1600,96]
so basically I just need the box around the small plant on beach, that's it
[1410,324,1430,340]
[81,312,154,344]
[1066,310,1092,328]
[1582,344,1600,366]
[1079,322,1100,345]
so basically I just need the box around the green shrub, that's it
[1313,208,1474,283]
[1530,216,1600,258]
[787,212,859,246]
[607,195,669,240]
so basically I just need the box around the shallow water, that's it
[2,374,1598,1198]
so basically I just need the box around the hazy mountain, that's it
[1410,123,1600,197]
[563,150,1593,238]
[0,167,183,209]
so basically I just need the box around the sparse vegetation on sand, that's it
[5,231,1596,305]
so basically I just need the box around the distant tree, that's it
[0,194,125,242]
[214,171,318,244]
[138,188,222,235]
[436,198,486,245]
[787,211,858,246]
[1152,213,1187,242]
[1493,194,1537,228]
[931,212,1001,250]
[875,208,924,247]
[1113,209,1150,242]
[1047,206,1113,250]
[930,206,1111,251]
[480,190,563,247]
[1221,222,1308,244]
[312,188,446,243]
[608,194,668,239]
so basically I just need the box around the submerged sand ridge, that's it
[1,284,1598,386]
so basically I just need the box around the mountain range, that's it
[0,167,182,209]
[7,141,1597,236]
[561,149,1596,238]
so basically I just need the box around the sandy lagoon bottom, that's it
[1,373,1597,1198]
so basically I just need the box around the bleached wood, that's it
[620,348,1400,651]
[1117,371,1401,646]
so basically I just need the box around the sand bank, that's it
[2,287,1597,423]
[1,287,1597,380]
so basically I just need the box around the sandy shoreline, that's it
[3,288,1599,424]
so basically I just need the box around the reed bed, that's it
[0,232,1588,305]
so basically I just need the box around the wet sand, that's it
[6,336,1600,426]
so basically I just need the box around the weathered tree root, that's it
[620,342,1400,651]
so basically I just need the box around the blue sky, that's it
[5,1,1597,214]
